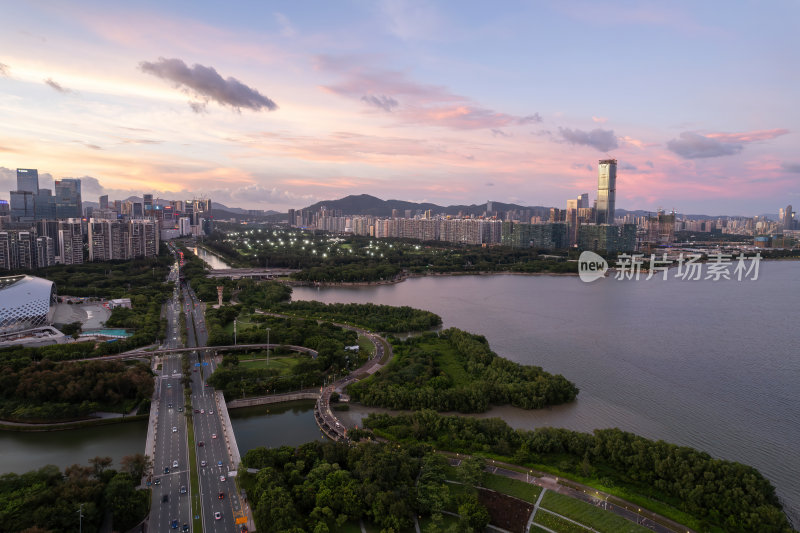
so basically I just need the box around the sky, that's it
[1,0,798,215]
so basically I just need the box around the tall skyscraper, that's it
[784,204,794,231]
[596,159,617,225]
[143,194,153,217]
[99,195,109,210]
[55,179,82,219]
[16,169,39,194]
[9,191,35,222]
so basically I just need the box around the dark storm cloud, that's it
[139,57,278,112]
[361,94,399,111]
[559,127,618,152]
[781,162,800,173]
[45,78,72,93]
[667,132,742,159]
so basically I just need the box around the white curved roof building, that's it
[0,275,57,336]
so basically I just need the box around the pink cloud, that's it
[317,56,539,130]
[705,129,789,143]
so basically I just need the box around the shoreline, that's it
[0,413,149,432]
[285,269,579,288]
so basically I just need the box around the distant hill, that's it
[301,194,552,218]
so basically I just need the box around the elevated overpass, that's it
[206,267,299,279]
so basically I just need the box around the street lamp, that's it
[266,327,270,367]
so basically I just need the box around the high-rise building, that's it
[784,204,794,231]
[16,169,39,194]
[99,195,109,210]
[58,219,84,264]
[596,159,617,225]
[10,191,36,222]
[36,236,56,268]
[54,179,82,219]
[0,200,9,217]
[143,194,153,216]
[35,189,56,220]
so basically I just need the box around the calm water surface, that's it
[292,261,800,523]
[191,246,231,270]
[0,420,148,474]
[230,401,328,455]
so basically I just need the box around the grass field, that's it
[534,510,590,532]
[483,472,542,503]
[414,337,470,387]
[238,356,300,374]
[357,335,375,357]
[541,491,651,533]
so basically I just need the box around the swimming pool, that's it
[79,329,132,338]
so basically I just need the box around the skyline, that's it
[1,1,798,215]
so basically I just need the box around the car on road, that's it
[168,402,173,408]
[214,512,221,520]
[217,460,223,467]
[154,477,161,485]
[219,475,226,482]
[162,494,169,503]
[171,519,179,529]
[180,485,187,494]
[172,460,178,468]
[182,524,189,532]
[178,407,184,412]
[172,426,177,433]
[167,383,172,388]
[211,433,217,439]
[209,409,214,414]
[218,491,224,500]
[194,408,200,413]
[200,409,205,414]
[200,460,207,467]
[198,441,204,447]
[164,467,170,474]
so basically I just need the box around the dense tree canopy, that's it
[270,300,442,333]
[0,458,149,532]
[365,411,794,533]
[0,359,153,422]
[241,440,485,533]
[348,329,579,412]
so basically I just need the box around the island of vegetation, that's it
[348,329,579,412]
[363,410,794,533]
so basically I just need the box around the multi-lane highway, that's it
[182,281,247,531]
[149,255,192,531]
[149,356,192,529]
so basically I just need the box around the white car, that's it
[219,475,226,482]
[172,426,177,433]
[172,460,178,468]
[209,409,214,414]
[214,512,221,520]
[211,433,217,439]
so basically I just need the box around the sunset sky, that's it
[1,1,798,215]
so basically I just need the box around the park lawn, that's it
[414,337,471,387]
[483,472,542,503]
[357,335,375,357]
[534,510,590,533]
[541,491,651,533]
[238,356,300,375]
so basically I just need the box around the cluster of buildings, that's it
[288,159,797,253]
[0,168,214,270]
[289,159,637,252]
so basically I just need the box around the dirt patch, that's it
[478,487,534,533]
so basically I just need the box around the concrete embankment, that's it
[227,390,321,409]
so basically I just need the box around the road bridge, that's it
[206,267,299,279]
